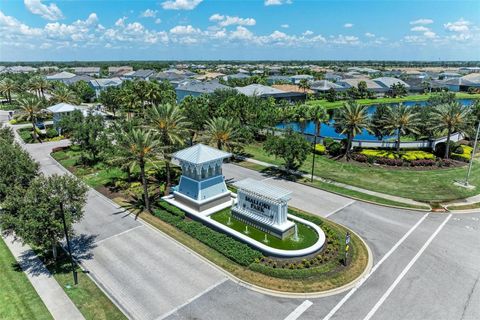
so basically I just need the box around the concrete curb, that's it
[48,152,374,299]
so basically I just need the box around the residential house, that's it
[290,74,314,84]
[89,78,123,97]
[373,77,410,91]
[108,66,133,76]
[73,67,100,77]
[310,80,344,93]
[123,69,156,81]
[175,80,230,101]
[46,71,76,82]
[235,84,305,102]
[337,78,386,94]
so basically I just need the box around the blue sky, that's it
[0,0,479,61]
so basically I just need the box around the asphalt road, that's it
[3,110,479,320]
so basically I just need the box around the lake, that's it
[277,99,476,141]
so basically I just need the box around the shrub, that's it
[152,208,262,266]
[438,159,454,167]
[158,200,186,218]
[376,157,403,166]
[314,144,326,155]
[451,145,472,162]
[323,137,335,148]
[411,159,436,167]
[46,128,59,138]
[9,119,17,125]
[352,153,367,163]
[328,141,343,156]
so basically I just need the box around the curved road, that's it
[2,111,479,320]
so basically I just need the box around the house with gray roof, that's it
[89,78,123,97]
[123,69,155,81]
[175,80,230,101]
[235,84,306,102]
[63,75,94,85]
[310,80,344,92]
[73,67,100,76]
[46,71,76,82]
[337,78,386,93]
[290,74,314,84]
[440,78,480,92]
[373,77,410,90]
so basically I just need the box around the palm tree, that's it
[431,102,471,158]
[17,95,44,142]
[298,79,311,93]
[0,78,17,103]
[147,103,190,195]
[292,104,310,135]
[204,117,243,151]
[381,104,421,152]
[50,86,80,105]
[309,104,329,181]
[334,102,370,159]
[113,128,159,212]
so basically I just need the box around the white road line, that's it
[324,200,356,218]
[156,278,228,320]
[362,214,452,320]
[284,300,313,320]
[322,212,430,320]
[94,225,143,245]
[261,176,275,182]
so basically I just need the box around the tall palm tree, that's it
[309,104,329,181]
[334,102,370,159]
[431,102,471,158]
[113,128,159,212]
[17,95,44,142]
[50,86,80,105]
[204,117,243,151]
[147,103,190,195]
[381,104,421,152]
[298,79,311,93]
[292,104,310,135]
[27,76,42,97]
[0,78,17,103]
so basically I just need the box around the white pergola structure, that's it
[171,144,232,212]
[232,178,295,239]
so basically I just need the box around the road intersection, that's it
[2,110,479,320]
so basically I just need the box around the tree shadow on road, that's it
[70,233,97,263]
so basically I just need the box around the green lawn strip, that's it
[243,144,480,202]
[0,237,52,320]
[42,249,127,320]
[447,202,480,211]
[307,93,480,110]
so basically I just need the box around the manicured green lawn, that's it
[0,238,52,320]
[243,144,480,202]
[210,209,318,250]
[44,250,127,320]
[307,92,480,110]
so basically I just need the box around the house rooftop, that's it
[176,80,229,94]
[235,84,285,97]
[173,144,231,165]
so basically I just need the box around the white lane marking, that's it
[157,278,228,320]
[325,200,356,218]
[93,225,143,245]
[322,212,430,320]
[362,214,452,320]
[284,300,313,320]
[261,176,275,182]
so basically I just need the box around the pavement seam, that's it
[362,213,453,320]
[321,212,430,320]
[155,278,229,320]
[324,200,356,218]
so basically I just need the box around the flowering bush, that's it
[376,157,403,166]
[314,144,326,155]
[411,159,436,167]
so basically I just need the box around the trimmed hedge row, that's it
[153,205,262,266]
[157,201,185,218]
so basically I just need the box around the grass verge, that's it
[0,237,52,320]
[42,249,127,320]
[447,202,480,211]
[243,143,480,202]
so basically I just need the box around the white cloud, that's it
[444,18,471,32]
[209,14,224,22]
[302,30,313,36]
[209,14,255,27]
[365,32,375,37]
[332,35,359,45]
[140,9,157,18]
[281,24,289,28]
[161,0,202,10]
[411,26,428,32]
[410,18,433,25]
[115,17,127,27]
[0,10,42,36]
[423,30,436,38]
[155,18,161,24]
[24,0,63,21]
[344,23,353,28]
[169,25,201,35]
[264,0,292,6]
[230,26,254,40]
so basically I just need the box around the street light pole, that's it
[60,202,78,285]
[465,121,480,186]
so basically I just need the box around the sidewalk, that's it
[240,157,431,209]
[2,234,85,320]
